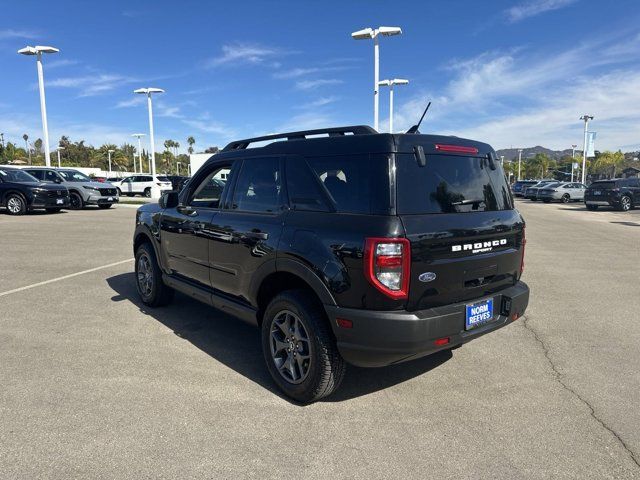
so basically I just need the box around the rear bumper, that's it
[325,281,530,367]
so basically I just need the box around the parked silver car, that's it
[523,180,556,200]
[24,167,119,210]
[538,182,587,203]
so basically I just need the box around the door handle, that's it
[177,205,198,217]
[243,231,269,240]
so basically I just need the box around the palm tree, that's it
[187,136,195,155]
[22,134,30,164]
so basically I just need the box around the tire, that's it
[98,204,112,209]
[69,191,84,210]
[586,204,598,211]
[127,193,134,197]
[618,195,631,212]
[117,188,122,196]
[46,208,62,213]
[135,242,174,307]
[261,290,346,403]
[5,193,27,215]
[543,199,551,203]
[144,188,151,198]
[561,194,570,203]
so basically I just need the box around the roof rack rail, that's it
[222,125,377,151]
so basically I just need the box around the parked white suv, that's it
[116,175,173,197]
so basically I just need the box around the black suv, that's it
[584,178,640,211]
[133,126,529,402]
[0,167,69,215]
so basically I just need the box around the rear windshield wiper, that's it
[451,199,486,206]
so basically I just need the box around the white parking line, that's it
[0,258,134,298]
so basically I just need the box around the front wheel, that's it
[618,195,631,212]
[262,290,345,403]
[5,193,27,215]
[69,192,84,210]
[135,243,174,307]
[144,188,151,198]
[116,188,122,196]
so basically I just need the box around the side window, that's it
[45,170,59,182]
[27,170,44,180]
[189,164,232,209]
[140,176,151,182]
[285,157,331,212]
[231,157,281,213]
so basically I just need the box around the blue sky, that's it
[1,0,639,154]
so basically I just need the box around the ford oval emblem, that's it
[418,272,437,283]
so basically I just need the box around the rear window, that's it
[396,153,513,214]
[291,154,390,214]
[590,182,615,189]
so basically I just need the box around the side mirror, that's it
[54,177,63,184]
[159,191,179,209]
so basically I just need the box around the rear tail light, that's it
[520,226,526,274]
[364,238,410,299]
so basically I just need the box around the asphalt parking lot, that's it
[1,201,639,479]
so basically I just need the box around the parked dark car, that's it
[584,178,640,211]
[132,126,529,402]
[0,167,69,215]
[166,175,190,192]
[511,180,537,197]
[523,180,556,200]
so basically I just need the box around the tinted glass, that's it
[285,157,330,212]
[140,176,152,182]
[591,182,615,189]
[0,169,39,183]
[305,154,390,214]
[59,170,91,182]
[157,176,170,182]
[190,166,231,208]
[231,157,281,213]
[44,170,60,182]
[26,170,44,180]
[396,153,513,214]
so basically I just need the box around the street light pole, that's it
[132,133,146,174]
[571,144,577,182]
[134,88,164,183]
[352,26,402,131]
[56,147,64,168]
[176,161,181,176]
[18,45,59,167]
[517,149,523,181]
[580,115,593,184]
[379,78,409,133]
[108,149,115,175]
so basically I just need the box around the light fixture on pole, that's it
[107,149,115,175]
[517,149,523,181]
[133,88,164,184]
[378,78,409,133]
[56,147,64,168]
[580,115,593,184]
[18,45,59,167]
[500,155,505,167]
[132,133,146,173]
[351,26,402,132]
[571,144,577,182]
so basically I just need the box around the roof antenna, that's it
[406,101,431,134]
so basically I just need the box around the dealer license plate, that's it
[465,299,494,330]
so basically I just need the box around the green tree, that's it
[187,136,195,155]
[591,150,625,178]
[22,134,30,164]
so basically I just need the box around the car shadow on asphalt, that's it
[106,272,452,405]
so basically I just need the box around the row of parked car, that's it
[512,177,640,212]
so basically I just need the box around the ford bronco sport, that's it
[133,125,530,402]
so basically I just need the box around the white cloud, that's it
[180,119,236,139]
[273,67,321,79]
[295,79,343,90]
[46,59,79,70]
[391,33,640,151]
[205,43,288,68]
[0,29,38,40]
[48,73,138,97]
[296,96,339,109]
[505,0,577,23]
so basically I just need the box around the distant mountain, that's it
[495,146,578,161]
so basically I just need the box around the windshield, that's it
[0,169,39,183]
[396,153,513,214]
[59,170,91,182]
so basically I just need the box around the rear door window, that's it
[305,154,390,214]
[396,153,513,214]
[231,157,281,213]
